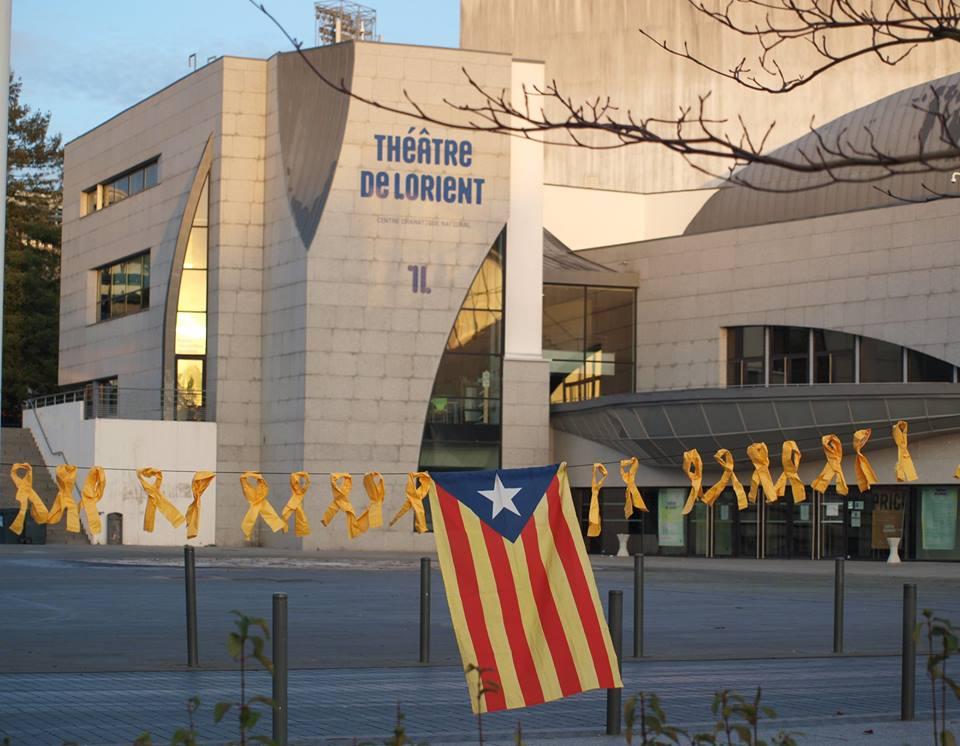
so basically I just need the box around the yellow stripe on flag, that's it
[506,524,564,703]
[530,485,595,692]
[460,503,526,710]
[429,484,484,711]
[558,464,623,688]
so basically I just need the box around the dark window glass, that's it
[585,287,634,365]
[111,175,128,202]
[814,330,856,383]
[907,349,955,382]
[144,161,158,188]
[769,327,808,385]
[543,285,585,360]
[97,251,150,321]
[129,169,144,195]
[727,326,765,386]
[859,337,902,383]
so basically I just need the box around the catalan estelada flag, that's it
[430,462,622,713]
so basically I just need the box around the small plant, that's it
[465,663,501,746]
[215,610,275,746]
[624,691,687,745]
[920,609,960,746]
[383,702,425,745]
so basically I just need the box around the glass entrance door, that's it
[820,489,846,558]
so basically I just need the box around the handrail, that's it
[24,397,89,539]
[23,387,210,423]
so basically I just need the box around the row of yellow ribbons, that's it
[587,420,934,537]
[8,464,435,541]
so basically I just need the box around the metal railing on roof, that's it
[23,386,211,423]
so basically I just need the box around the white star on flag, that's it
[478,474,522,518]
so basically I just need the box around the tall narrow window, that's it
[769,326,809,384]
[174,176,209,420]
[419,233,504,471]
[814,330,855,383]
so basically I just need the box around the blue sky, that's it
[12,0,459,143]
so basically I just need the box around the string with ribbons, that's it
[773,441,806,504]
[853,429,879,492]
[2,417,934,539]
[47,465,81,534]
[681,449,704,515]
[137,468,185,533]
[619,457,648,517]
[586,463,608,537]
[281,471,311,537]
[746,442,778,505]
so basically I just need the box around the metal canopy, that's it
[550,383,960,467]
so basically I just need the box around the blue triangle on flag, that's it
[432,464,560,542]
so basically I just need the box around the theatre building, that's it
[15,12,960,560]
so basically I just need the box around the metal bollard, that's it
[633,554,644,658]
[184,545,198,667]
[606,590,624,736]
[419,557,431,663]
[901,584,917,721]
[833,557,844,654]
[273,593,288,746]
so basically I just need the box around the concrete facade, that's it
[55,42,550,549]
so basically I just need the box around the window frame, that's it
[81,156,160,216]
[94,249,151,323]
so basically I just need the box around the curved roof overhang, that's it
[550,384,960,467]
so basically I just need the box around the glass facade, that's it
[97,251,150,321]
[543,284,635,403]
[173,176,209,421]
[727,325,957,385]
[419,232,504,471]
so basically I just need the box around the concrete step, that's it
[1,427,90,545]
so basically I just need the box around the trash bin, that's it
[107,512,123,545]
[0,508,47,545]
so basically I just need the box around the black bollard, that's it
[606,590,624,736]
[833,557,844,654]
[419,557,431,663]
[633,554,644,658]
[901,584,917,721]
[273,593,288,745]
[184,545,198,667]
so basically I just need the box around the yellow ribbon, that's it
[186,471,215,540]
[893,420,919,483]
[681,449,704,515]
[138,468,185,532]
[587,463,607,537]
[955,465,960,480]
[281,471,312,537]
[619,457,648,517]
[324,473,368,539]
[47,464,81,534]
[80,467,106,535]
[774,441,806,504]
[703,449,748,510]
[389,472,432,533]
[362,472,385,529]
[9,463,50,535]
[810,435,849,496]
[747,442,778,504]
[853,429,879,492]
[240,471,285,540]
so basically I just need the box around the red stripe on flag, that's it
[520,498,583,697]
[544,476,618,688]
[436,486,507,712]
[479,521,546,707]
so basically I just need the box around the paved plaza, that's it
[1,546,960,744]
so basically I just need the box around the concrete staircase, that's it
[0,427,89,544]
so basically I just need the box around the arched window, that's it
[419,232,505,471]
[173,175,209,419]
